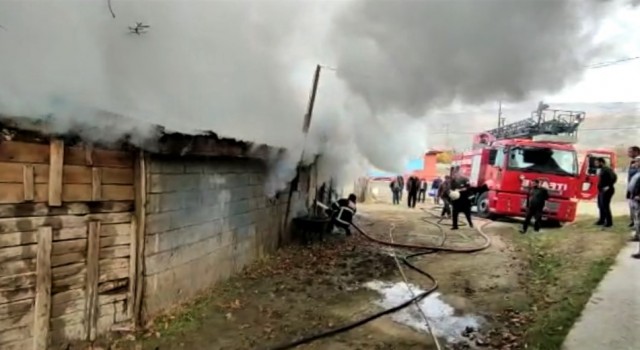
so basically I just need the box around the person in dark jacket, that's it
[628,157,640,244]
[595,157,617,228]
[628,171,640,259]
[396,175,405,201]
[627,146,640,227]
[431,177,443,204]
[418,178,428,203]
[520,179,549,234]
[406,176,420,208]
[450,175,473,230]
[326,194,357,236]
[438,175,452,218]
[389,179,401,205]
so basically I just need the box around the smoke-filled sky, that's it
[0,0,638,191]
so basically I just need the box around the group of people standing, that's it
[593,145,640,259]
[391,174,473,230]
[389,175,443,208]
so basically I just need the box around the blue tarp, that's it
[368,158,423,177]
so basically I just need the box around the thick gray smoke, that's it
[0,0,313,196]
[0,0,304,148]
[0,0,634,197]
[329,0,616,116]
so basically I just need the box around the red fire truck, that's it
[451,102,616,224]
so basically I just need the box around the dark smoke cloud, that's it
[330,0,614,117]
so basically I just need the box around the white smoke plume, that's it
[0,0,634,197]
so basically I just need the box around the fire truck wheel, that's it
[545,220,563,228]
[476,191,492,219]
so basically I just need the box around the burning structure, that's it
[0,115,315,348]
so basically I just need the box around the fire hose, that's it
[265,207,492,350]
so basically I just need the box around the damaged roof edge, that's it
[0,114,285,160]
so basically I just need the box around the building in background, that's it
[368,150,444,181]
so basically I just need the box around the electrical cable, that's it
[265,206,492,350]
[107,0,116,18]
[587,56,640,69]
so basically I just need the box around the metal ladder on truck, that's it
[484,101,586,141]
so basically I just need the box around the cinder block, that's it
[227,212,254,230]
[145,219,224,256]
[146,193,161,213]
[149,174,165,194]
[168,207,211,230]
[248,174,260,185]
[250,185,263,198]
[203,162,225,174]
[224,161,243,174]
[246,198,259,212]
[235,224,256,238]
[153,192,177,212]
[161,161,185,174]
[149,159,163,174]
[143,242,235,318]
[200,190,221,207]
[184,161,205,174]
[201,174,229,190]
[146,211,175,235]
[235,174,249,187]
[254,196,266,210]
[228,199,251,215]
[219,229,236,247]
[233,186,251,200]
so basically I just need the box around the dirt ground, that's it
[103,199,629,350]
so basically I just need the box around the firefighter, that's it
[519,179,549,234]
[450,174,473,230]
[406,175,420,208]
[327,194,357,236]
[438,175,452,218]
[595,157,617,228]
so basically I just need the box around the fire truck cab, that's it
[451,103,616,224]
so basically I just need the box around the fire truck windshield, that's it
[507,146,578,176]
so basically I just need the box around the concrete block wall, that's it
[142,155,302,317]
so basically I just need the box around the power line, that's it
[587,56,640,69]
[107,0,116,18]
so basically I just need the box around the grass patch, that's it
[519,216,629,350]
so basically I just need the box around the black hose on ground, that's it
[265,207,492,350]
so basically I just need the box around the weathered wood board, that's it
[0,140,138,348]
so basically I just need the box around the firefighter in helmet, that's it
[450,174,473,230]
[326,194,357,236]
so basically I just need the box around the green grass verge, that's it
[519,217,629,350]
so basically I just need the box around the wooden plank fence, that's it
[0,139,140,349]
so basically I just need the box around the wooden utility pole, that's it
[302,64,322,134]
[284,64,323,245]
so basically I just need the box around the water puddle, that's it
[364,280,484,343]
